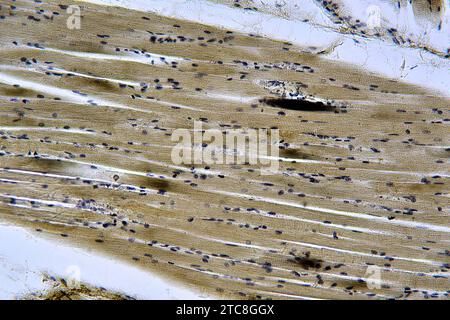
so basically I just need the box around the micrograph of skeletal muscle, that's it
[0,0,448,300]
